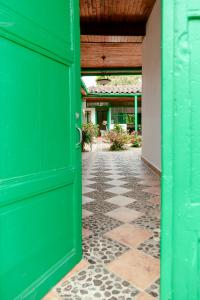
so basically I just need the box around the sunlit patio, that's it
[44,142,160,300]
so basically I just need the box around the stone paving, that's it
[44,143,160,300]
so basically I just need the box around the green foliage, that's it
[113,124,123,133]
[126,114,135,124]
[131,131,142,148]
[106,124,130,151]
[82,123,99,151]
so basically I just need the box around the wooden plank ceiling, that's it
[80,0,156,70]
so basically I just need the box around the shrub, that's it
[131,131,142,147]
[106,124,130,151]
[82,123,99,151]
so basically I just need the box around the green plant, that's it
[82,123,99,151]
[125,113,135,124]
[131,131,142,147]
[106,124,130,151]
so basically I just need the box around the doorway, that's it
[2,0,198,299]
[96,107,108,131]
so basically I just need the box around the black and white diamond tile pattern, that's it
[146,279,160,298]
[83,200,119,214]
[122,181,149,190]
[137,236,160,259]
[131,215,160,232]
[83,190,118,201]
[82,186,96,194]
[56,264,139,300]
[89,176,112,183]
[126,200,159,214]
[119,179,142,188]
[83,214,123,236]
[82,195,94,204]
[90,173,114,178]
[107,179,129,186]
[51,150,160,299]
[83,235,130,265]
[124,189,153,201]
[86,182,115,191]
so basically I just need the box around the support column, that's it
[95,109,97,125]
[107,108,111,130]
[134,94,138,132]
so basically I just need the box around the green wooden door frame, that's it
[161,0,200,299]
[161,0,173,298]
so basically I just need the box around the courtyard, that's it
[44,142,160,300]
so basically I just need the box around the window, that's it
[111,107,134,124]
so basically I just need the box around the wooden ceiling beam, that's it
[80,21,146,36]
[81,42,142,68]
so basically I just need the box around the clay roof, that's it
[88,85,142,94]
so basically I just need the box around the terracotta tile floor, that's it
[43,146,160,300]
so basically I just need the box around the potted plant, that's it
[106,124,130,151]
[82,123,99,151]
[131,131,142,147]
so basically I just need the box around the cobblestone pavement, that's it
[44,143,160,300]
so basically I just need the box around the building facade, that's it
[82,85,142,133]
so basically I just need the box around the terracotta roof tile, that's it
[88,85,142,94]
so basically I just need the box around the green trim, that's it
[87,102,137,109]
[81,79,89,95]
[87,93,142,98]
[134,95,138,132]
[107,108,111,130]
[81,67,142,76]
[161,0,173,298]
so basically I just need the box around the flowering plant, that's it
[82,123,99,151]
[106,124,129,151]
[131,131,142,147]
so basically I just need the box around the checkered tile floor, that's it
[44,146,160,300]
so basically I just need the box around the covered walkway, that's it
[44,145,160,300]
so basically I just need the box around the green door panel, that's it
[0,1,82,299]
[161,0,200,299]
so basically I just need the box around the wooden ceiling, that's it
[80,0,156,71]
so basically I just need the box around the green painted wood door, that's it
[161,0,200,299]
[0,1,82,299]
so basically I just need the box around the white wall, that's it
[85,108,96,124]
[89,108,96,124]
[82,101,96,124]
[142,0,161,171]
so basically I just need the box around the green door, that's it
[161,0,200,299]
[0,1,82,299]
